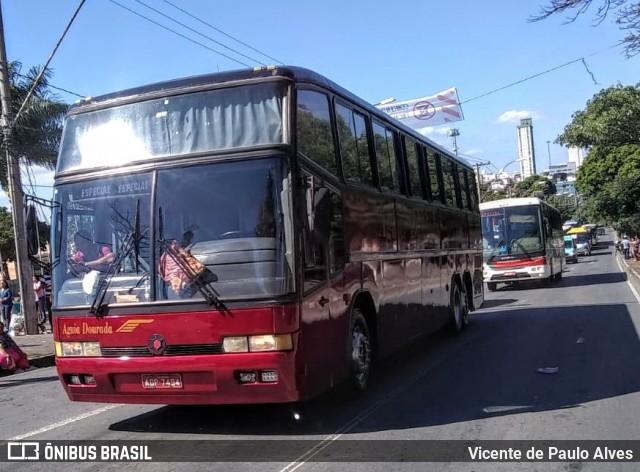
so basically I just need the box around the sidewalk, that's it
[615,245,640,295]
[12,331,55,369]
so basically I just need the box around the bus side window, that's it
[335,103,374,187]
[441,157,456,206]
[372,120,397,191]
[302,172,345,292]
[426,149,443,203]
[458,166,470,209]
[403,136,422,198]
[296,89,338,176]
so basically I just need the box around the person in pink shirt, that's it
[32,275,47,333]
[71,231,115,273]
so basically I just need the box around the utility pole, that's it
[474,161,491,202]
[546,141,551,169]
[448,128,460,155]
[0,3,36,334]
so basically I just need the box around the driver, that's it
[71,230,115,273]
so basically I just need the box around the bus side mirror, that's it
[25,205,39,256]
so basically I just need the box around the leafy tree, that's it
[530,1,640,57]
[558,84,640,229]
[481,189,508,202]
[0,62,68,189]
[556,85,640,148]
[513,175,556,198]
[0,206,50,262]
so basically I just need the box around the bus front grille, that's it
[101,344,224,357]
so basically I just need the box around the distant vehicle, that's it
[597,227,606,236]
[573,234,591,256]
[481,197,564,291]
[563,236,578,264]
[562,219,581,232]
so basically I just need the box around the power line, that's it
[15,72,85,99]
[108,0,252,68]
[459,44,619,105]
[11,0,87,127]
[160,0,284,65]
[132,0,265,66]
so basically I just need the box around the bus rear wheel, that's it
[449,281,468,335]
[347,309,372,393]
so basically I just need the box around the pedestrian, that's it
[0,280,13,332]
[32,276,47,334]
[0,321,29,374]
[632,237,640,261]
[622,235,631,259]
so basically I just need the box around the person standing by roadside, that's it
[622,235,631,259]
[632,236,640,261]
[32,276,47,334]
[0,280,13,332]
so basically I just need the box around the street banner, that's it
[376,87,464,128]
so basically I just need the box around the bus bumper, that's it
[483,264,549,284]
[55,352,301,405]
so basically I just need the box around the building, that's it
[517,118,536,178]
[567,147,587,169]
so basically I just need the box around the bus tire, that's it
[449,281,468,335]
[487,282,497,292]
[347,308,372,393]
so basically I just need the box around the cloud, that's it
[498,110,541,123]
[418,126,454,137]
[463,148,483,156]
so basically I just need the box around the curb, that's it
[616,252,640,293]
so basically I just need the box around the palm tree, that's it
[0,61,68,189]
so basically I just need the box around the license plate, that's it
[504,272,517,277]
[141,374,183,389]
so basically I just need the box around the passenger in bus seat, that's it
[159,239,217,299]
[159,240,201,298]
[70,230,115,274]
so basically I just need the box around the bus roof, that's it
[479,198,545,210]
[68,65,471,169]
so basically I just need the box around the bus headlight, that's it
[222,337,249,353]
[222,334,293,353]
[55,341,102,357]
[249,334,293,352]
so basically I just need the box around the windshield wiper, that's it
[89,232,137,316]
[157,238,225,311]
[90,200,144,316]
[511,238,533,260]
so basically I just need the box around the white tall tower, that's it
[517,118,536,178]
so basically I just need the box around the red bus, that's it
[46,66,483,405]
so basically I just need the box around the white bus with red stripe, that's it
[480,198,564,291]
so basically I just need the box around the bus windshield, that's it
[52,157,294,308]
[57,82,285,173]
[481,205,544,259]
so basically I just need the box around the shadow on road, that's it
[109,302,640,436]
[0,375,59,387]
[493,271,627,292]
[479,298,518,308]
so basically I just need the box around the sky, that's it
[2,0,638,214]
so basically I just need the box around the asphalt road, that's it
[2,233,640,471]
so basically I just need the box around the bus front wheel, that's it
[347,309,372,393]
